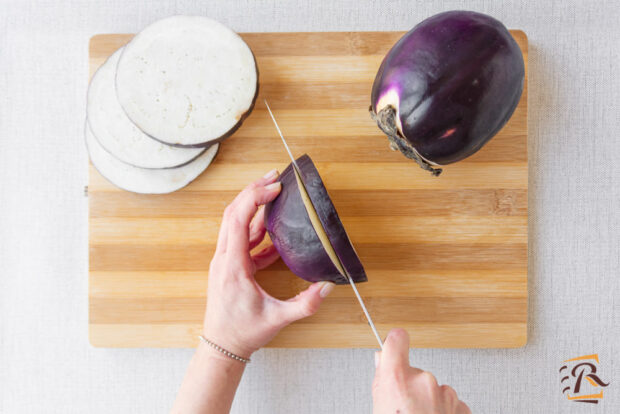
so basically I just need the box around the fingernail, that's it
[374,351,380,368]
[319,282,335,298]
[265,182,281,191]
[263,169,278,179]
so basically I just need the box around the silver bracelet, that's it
[198,335,251,363]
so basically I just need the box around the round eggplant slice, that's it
[295,155,367,284]
[85,125,218,194]
[116,15,258,147]
[87,47,205,169]
[265,155,367,285]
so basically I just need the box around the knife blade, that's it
[264,100,384,349]
[264,100,302,175]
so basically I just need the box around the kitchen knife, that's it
[265,100,384,349]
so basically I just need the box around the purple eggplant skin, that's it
[264,155,367,285]
[370,11,525,175]
[295,155,367,284]
[265,160,347,284]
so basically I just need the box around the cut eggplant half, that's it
[265,155,367,285]
[87,47,205,169]
[116,15,258,147]
[85,125,218,194]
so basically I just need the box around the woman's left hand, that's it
[202,170,335,359]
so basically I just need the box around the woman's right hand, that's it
[372,329,471,414]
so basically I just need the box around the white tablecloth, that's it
[1,1,619,412]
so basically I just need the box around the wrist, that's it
[201,327,255,360]
[196,340,248,366]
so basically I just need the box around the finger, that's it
[249,207,267,250]
[275,281,335,324]
[226,182,281,256]
[249,169,280,189]
[228,169,280,214]
[218,169,279,254]
[456,401,472,414]
[380,328,411,371]
[251,244,280,270]
[441,385,458,411]
[416,371,438,389]
[215,210,229,255]
[441,384,458,399]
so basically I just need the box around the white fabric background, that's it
[1,1,619,413]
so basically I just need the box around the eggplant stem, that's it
[369,106,442,177]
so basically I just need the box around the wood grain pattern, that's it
[88,31,528,348]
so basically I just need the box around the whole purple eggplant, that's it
[370,11,525,175]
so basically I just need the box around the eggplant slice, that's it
[265,155,367,285]
[115,15,258,147]
[85,125,218,194]
[87,47,205,169]
[295,155,367,283]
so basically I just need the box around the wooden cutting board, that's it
[89,31,528,348]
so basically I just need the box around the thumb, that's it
[379,328,411,371]
[278,281,335,324]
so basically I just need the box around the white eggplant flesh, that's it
[86,125,218,194]
[115,15,258,147]
[87,47,205,169]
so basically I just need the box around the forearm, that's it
[172,342,246,414]
[172,174,331,412]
